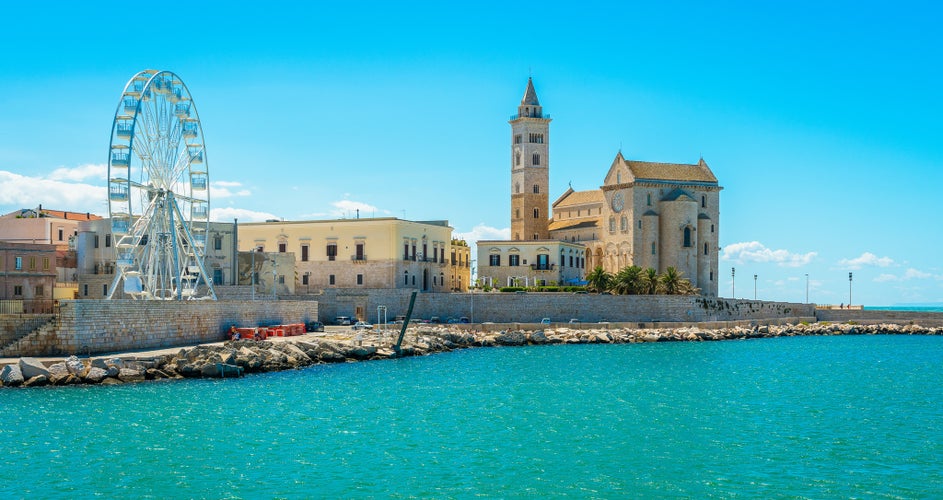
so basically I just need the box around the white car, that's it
[352,321,373,330]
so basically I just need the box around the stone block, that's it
[18,357,50,379]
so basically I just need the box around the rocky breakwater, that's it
[2,322,941,388]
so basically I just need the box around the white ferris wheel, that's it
[106,69,216,300]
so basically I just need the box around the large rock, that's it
[23,375,49,387]
[65,356,86,376]
[118,368,145,383]
[1,364,25,387]
[18,358,50,379]
[84,366,108,383]
[529,330,549,344]
[495,331,526,346]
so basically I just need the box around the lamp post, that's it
[754,274,757,301]
[272,257,278,300]
[731,267,735,298]
[304,271,310,294]
[250,250,256,301]
[805,273,809,303]
[849,272,853,307]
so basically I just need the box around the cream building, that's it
[237,217,470,293]
[476,239,586,288]
[478,78,722,296]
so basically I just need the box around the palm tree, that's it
[611,265,643,295]
[659,267,683,295]
[641,267,660,295]
[586,266,612,293]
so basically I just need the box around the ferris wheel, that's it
[106,69,216,300]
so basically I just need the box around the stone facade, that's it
[1,299,318,357]
[476,239,586,288]
[237,218,469,294]
[550,153,722,295]
[510,77,551,242]
[0,242,57,301]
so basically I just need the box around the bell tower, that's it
[510,77,551,241]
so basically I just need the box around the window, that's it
[83,284,88,296]
[327,243,337,261]
[451,251,457,266]
[42,257,49,270]
[213,235,222,250]
[354,273,361,285]
[509,254,520,266]
[58,228,64,241]
[94,235,100,248]
[536,254,550,270]
[534,208,539,219]
[704,243,709,255]
[683,227,692,247]
[29,257,36,270]
[422,243,427,261]
[103,284,108,296]
[651,242,656,255]
[404,243,410,260]
[617,172,621,184]
[560,254,565,267]
[710,271,714,281]
[533,184,539,194]
[609,217,615,233]
[301,244,309,262]
[638,220,642,229]
[13,285,22,296]
[620,216,627,231]
[278,275,285,284]
[356,243,365,260]
[489,254,501,266]
[569,255,574,267]
[411,244,416,261]
[711,224,715,233]
[702,195,706,208]
[404,271,409,285]
[515,152,521,166]
[302,273,309,286]
[515,208,520,219]
[533,233,538,240]
[532,153,540,166]
[514,134,522,144]
[646,193,652,206]
[412,276,416,286]
[213,269,223,285]
[329,274,336,285]
[278,242,287,253]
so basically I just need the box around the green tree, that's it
[586,266,612,293]
[641,267,660,294]
[611,265,643,295]
[659,267,700,295]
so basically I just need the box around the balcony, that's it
[509,112,550,120]
[351,254,367,263]
[531,263,556,271]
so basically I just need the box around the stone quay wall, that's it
[318,289,814,325]
[4,299,318,357]
[0,315,55,347]
[815,309,943,326]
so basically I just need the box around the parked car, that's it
[540,318,551,325]
[335,316,352,326]
[459,317,470,324]
[306,321,325,332]
[352,321,373,330]
[568,318,581,324]
[429,316,441,324]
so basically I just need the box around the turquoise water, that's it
[866,305,943,313]
[2,335,942,498]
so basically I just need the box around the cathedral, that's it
[477,78,722,296]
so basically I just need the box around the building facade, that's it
[0,242,57,308]
[510,78,551,241]
[476,239,586,288]
[237,218,470,293]
[76,219,238,299]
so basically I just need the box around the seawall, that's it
[815,309,943,326]
[2,299,318,357]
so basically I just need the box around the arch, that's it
[683,227,692,247]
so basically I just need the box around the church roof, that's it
[549,219,599,231]
[521,77,540,106]
[625,158,718,183]
[661,188,697,202]
[552,189,603,208]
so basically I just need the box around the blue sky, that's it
[1,1,941,306]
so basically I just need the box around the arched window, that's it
[651,242,656,255]
[515,208,520,219]
[683,227,692,247]
[533,208,539,219]
[533,184,539,194]
[704,242,709,255]
[617,172,621,184]
[533,233,538,240]
[515,152,521,166]
[701,195,706,208]
[609,217,615,233]
[532,153,540,166]
[620,216,627,231]
[646,193,652,206]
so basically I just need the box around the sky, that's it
[1,1,941,306]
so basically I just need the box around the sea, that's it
[2,334,942,498]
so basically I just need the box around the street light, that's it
[754,274,757,301]
[731,267,735,298]
[304,271,311,294]
[849,272,853,307]
[805,273,809,303]
[272,257,278,300]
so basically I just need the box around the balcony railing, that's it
[0,299,58,314]
[509,112,550,120]
[531,263,556,271]
[351,254,367,262]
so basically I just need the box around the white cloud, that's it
[330,199,386,218]
[213,180,243,187]
[874,268,936,283]
[0,169,107,213]
[875,274,898,283]
[721,241,816,267]
[454,223,511,244]
[47,163,108,182]
[904,268,931,280]
[210,181,251,199]
[210,207,279,222]
[838,252,894,270]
